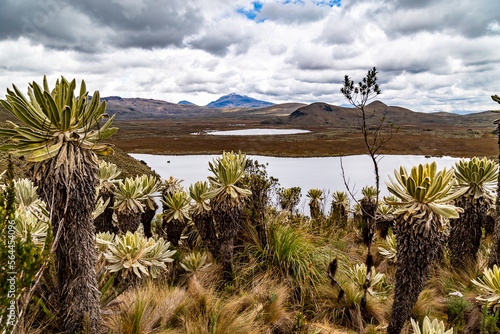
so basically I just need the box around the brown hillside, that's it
[104,97,225,120]
[288,102,354,126]
[287,100,498,128]
[249,103,307,116]
[103,97,305,120]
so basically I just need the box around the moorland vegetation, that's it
[1,76,500,334]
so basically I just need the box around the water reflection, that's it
[131,154,461,215]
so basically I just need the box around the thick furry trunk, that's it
[162,217,186,247]
[309,201,321,220]
[219,237,235,282]
[489,124,500,267]
[387,218,441,334]
[360,197,377,245]
[141,201,158,238]
[32,147,101,333]
[331,203,348,227]
[489,219,500,267]
[192,210,220,259]
[255,217,268,249]
[376,218,393,239]
[117,211,141,233]
[484,214,495,236]
[94,187,117,234]
[449,197,487,269]
[212,199,245,240]
[211,197,245,282]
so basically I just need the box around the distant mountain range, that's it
[81,94,296,120]
[1,94,494,128]
[206,93,274,108]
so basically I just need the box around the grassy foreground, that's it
[7,156,500,334]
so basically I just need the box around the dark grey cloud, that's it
[188,19,253,57]
[0,0,204,52]
[189,32,252,57]
[0,0,98,51]
[378,0,500,38]
[338,0,500,40]
[376,55,446,75]
[72,0,204,49]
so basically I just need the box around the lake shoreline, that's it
[110,119,497,160]
[131,151,465,159]
[131,153,464,215]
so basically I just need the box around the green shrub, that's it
[0,158,51,331]
[447,295,474,331]
[480,303,499,334]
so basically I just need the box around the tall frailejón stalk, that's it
[385,162,466,334]
[161,189,190,247]
[203,151,251,282]
[0,76,117,332]
[449,157,497,269]
[306,188,324,220]
[189,181,219,257]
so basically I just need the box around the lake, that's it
[131,153,462,215]
[192,128,312,136]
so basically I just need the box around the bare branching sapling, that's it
[340,67,398,307]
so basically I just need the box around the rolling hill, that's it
[287,100,498,128]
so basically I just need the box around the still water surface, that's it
[131,154,461,214]
[194,128,312,136]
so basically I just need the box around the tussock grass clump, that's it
[178,276,293,334]
[239,212,330,292]
[315,280,389,331]
[314,258,391,332]
[411,288,447,321]
[103,281,187,333]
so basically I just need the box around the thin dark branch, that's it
[340,67,396,310]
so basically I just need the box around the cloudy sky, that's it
[0,0,499,113]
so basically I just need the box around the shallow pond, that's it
[131,153,462,215]
[193,128,312,136]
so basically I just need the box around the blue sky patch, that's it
[317,0,341,7]
[237,0,341,22]
[237,1,264,21]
